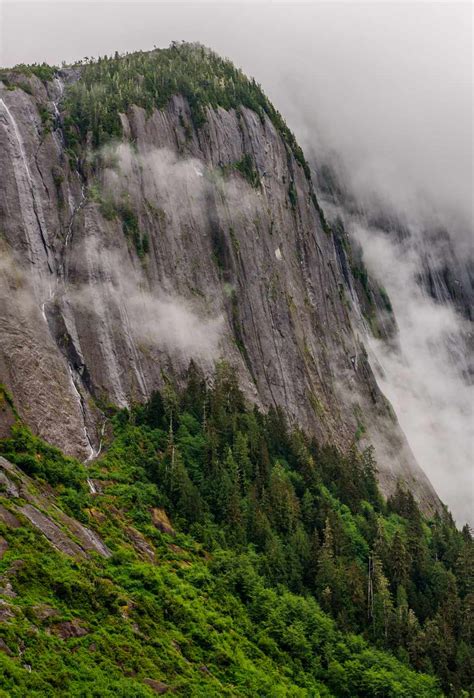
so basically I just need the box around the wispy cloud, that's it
[351,222,473,525]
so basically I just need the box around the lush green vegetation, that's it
[310,192,331,235]
[220,154,261,189]
[0,62,57,87]
[62,42,310,177]
[289,181,298,209]
[115,200,150,258]
[0,364,472,696]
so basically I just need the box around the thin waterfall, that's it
[0,94,101,463]
[0,97,53,274]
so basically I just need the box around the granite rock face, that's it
[0,456,110,558]
[0,71,440,513]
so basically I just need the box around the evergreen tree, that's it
[371,554,394,644]
[389,530,410,592]
[316,518,338,613]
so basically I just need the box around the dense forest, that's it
[0,365,472,696]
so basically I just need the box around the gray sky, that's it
[1,1,472,234]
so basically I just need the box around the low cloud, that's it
[101,142,261,227]
[126,290,223,361]
[71,237,224,363]
[75,142,261,363]
[350,222,473,525]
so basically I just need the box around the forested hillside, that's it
[0,368,472,696]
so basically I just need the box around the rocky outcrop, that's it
[0,504,20,528]
[143,678,172,694]
[0,456,110,558]
[152,507,176,537]
[0,69,440,512]
[51,619,88,639]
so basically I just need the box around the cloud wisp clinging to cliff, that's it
[70,143,253,365]
[73,277,224,364]
[351,222,473,525]
[102,141,261,227]
[71,238,224,365]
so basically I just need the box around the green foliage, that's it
[352,262,372,301]
[0,383,18,418]
[38,103,53,132]
[0,62,57,84]
[288,181,298,209]
[311,192,332,235]
[0,517,441,697]
[62,42,310,178]
[222,153,260,189]
[17,81,33,95]
[379,286,393,313]
[20,63,57,82]
[0,423,87,493]
[88,183,149,257]
[0,365,472,695]
[116,200,149,258]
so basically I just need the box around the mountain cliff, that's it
[0,44,438,512]
[0,44,473,698]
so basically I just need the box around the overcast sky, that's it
[1,1,472,234]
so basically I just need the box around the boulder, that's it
[151,508,175,537]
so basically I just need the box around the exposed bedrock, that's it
[0,75,440,513]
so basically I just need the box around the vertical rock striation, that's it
[0,57,441,513]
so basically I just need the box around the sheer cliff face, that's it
[0,70,440,513]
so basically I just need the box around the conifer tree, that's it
[371,554,394,643]
[389,530,410,591]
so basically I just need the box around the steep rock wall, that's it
[0,72,440,513]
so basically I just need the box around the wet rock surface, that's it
[0,73,441,512]
[0,601,15,623]
[151,508,176,537]
[0,637,13,654]
[31,604,59,622]
[125,526,156,562]
[0,455,110,558]
[0,504,21,528]
[143,678,172,694]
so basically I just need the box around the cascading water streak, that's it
[0,91,102,462]
[0,97,53,273]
